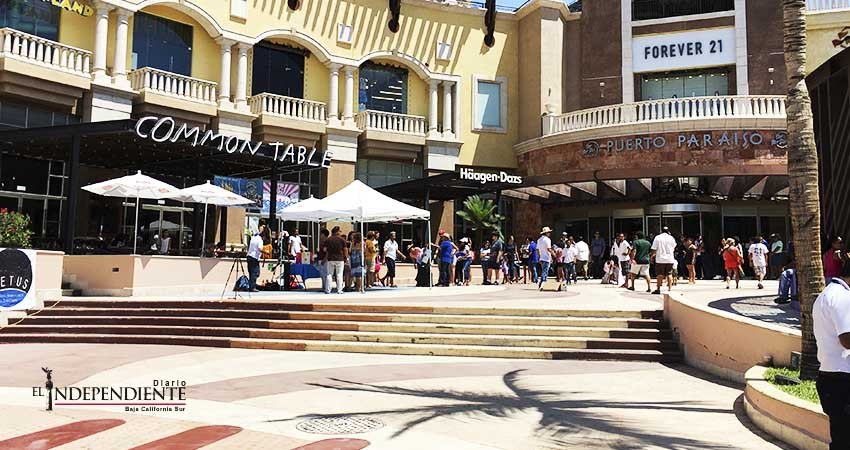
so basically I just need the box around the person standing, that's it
[323,226,348,294]
[575,236,590,281]
[823,237,845,281]
[246,224,264,292]
[505,235,518,283]
[479,240,491,284]
[382,231,405,288]
[438,234,454,287]
[748,235,769,289]
[650,227,677,294]
[364,231,377,288]
[563,237,578,285]
[590,231,606,278]
[488,231,504,285]
[350,232,364,292]
[723,238,743,290]
[520,237,531,284]
[813,263,850,450]
[536,227,555,290]
[612,233,632,288]
[288,228,303,261]
[684,237,697,285]
[628,231,652,293]
[528,237,539,284]
[769,233,786,279]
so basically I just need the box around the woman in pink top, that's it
[823,237,845,280]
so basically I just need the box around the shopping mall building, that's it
[0,0,847,255]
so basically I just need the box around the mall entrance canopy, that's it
[377,168,528,206]
[0,117,330,253]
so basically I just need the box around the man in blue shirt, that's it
[590,231,606,278]
[528,236,539,283]
[438,235,454,286]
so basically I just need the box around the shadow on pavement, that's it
[708,295,800,329]
[268,369,741,450]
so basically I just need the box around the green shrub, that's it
[764,367,820,404]
[0,209,33,249]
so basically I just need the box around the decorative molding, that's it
[471,74,508,134]
[436,41,452,62]
[337,23,353,45]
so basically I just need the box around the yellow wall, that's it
[807,10,850,72]
[58,10,95,51]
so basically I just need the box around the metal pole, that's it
[63,133,81,254]
[201,200,209,257]
[426,219,433,290]
[360,221,365,293]
[133,194,140,254]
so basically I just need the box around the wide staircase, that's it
[0,300,681,361]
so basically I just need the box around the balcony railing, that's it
[249,93,326,122]
[129,67,217,104]
[355,110,427,136]
[632,0,734,21]
[807,0,850,11]
[542,95,786,136]
[0,27,91,76]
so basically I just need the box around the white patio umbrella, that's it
[82,170,180,254]
[169,180,254,255]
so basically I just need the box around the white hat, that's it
[540,226,553,234]
[460,237,469,243]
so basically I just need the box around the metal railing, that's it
[542,95,786,136]
[355,110,427,136]
[0,27,91,76]
[128,67,217,104]
[632,0,734,21]
[249,93,326,122]
[807,0,850,11]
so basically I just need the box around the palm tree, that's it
[783,0,824,380]
[456,195,505,246]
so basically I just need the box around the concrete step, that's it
[17,315,670,339]
[33,308,661,328]
[1,324,676,350]
[0,333,682,361]
[44,300,662,319]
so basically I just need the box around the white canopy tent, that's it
[169,181,254,255]
[279,180,432,291]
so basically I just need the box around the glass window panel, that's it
[27,108,53,128]
[706,72,728,96]
[683,74,706,97]
[358,62,407,113]
[642,76,663,101]
[1,156,49,194]
[0,0,58,40]
[0,101,26,128]
[386,161,402,177]
[476,81,501,128]
[132,12,193,76]
[661,75,684,98]
[251,44,304,97]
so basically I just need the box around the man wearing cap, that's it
[650,226,678,294]
[813,260,850,450]
[536,227,555,290]
[488,231,504,285]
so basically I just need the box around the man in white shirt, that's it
[563,238,579,284]
[288,228,303,260]
[813,263,850,450]
[748,235,769,290]
[382,231,405,287]
[650,227,677,294]
[611,233,632,288]
[574,237,590,281]
[536,227,555,290]
[246,224,264,291]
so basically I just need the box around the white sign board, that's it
[633,27,736,73]
[0,248,36,311]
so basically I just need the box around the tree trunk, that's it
[783,0,824,381]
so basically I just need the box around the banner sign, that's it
[633,27,736,73]
[582,130,788,157]
[212,176,263,205]
[262,181,300,215]
[134,116,333,169]
[458,167,523,185]
[0,248,36,311]
[41,0,93,17]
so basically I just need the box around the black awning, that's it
[0,118,325,178]
[378,170,524,201]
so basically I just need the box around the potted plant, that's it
[0,209,34,249]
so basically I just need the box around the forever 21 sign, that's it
[633,27,736,73]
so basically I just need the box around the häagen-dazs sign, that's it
[134,116,332,169]
[633,27,736,73]
[459,167,522,185]
[582,130,788,158]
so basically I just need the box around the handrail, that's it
[807,0,850,11]
[354,109,427,136]
[542,95,787,136]
[249,93,327,122]
[128,67,217,104]
[0,27,91,76]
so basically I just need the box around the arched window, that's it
[358,62,407,114]
[132,12,193,76]
[251,43,305,98]
[0,0,60,40]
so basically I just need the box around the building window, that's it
[640,69,729,100]
[251,43,305,98]
[0,0,60,40]
[358,62,407,114]
[632,0,734,21]
[131,12,193,76]
[356,159,423,188]
[0,100,80,130]
[473,75,507,132]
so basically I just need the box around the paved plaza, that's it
[0,280,796,449]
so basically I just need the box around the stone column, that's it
[234,43,250,110]
[91,3,111,82]
[328,63,341,124]
[620,0,634,103]
[734,0,750,95]
[112,9,131,87]
[342,65,356,126]
[442,80,454,139]
[452,80,461,140]
[217,38,234,106]
[428,79,439,138]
